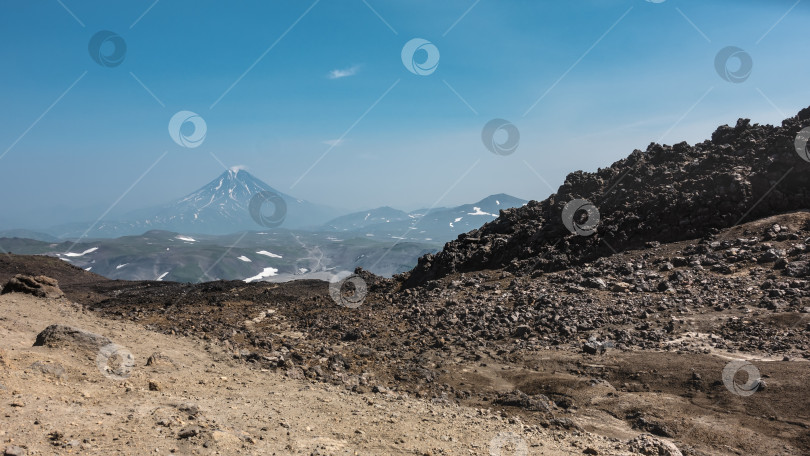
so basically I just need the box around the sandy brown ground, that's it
[0,293,647,455]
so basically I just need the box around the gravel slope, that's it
[0,293,644,455]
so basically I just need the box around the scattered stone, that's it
[582,341,604,355]
[630,414,672,437]
[583,336,609,355]
[513,325,531,338]
[3,446,25,456]
[629,434,683,456]
[611,282,631,292]
[583,278,607,289]
[33,325,111,352]
[29,361,66,379]
[1,275,63,299]
[758,249,786,263]
[178,426,202,439]
[178,403,200,417]
[493,390,553,413]
[145,352,177,369]
[785,261,809,278]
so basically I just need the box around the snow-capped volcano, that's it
[139,168,341,233]
[51,169,342,238]
[163,168,266,222]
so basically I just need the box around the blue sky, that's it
[1,0,809,230]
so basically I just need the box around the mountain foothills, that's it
[2,108,810,455]
[0,230,436,283]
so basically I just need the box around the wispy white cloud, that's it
[328,65,360,79]
[323,139,345,147]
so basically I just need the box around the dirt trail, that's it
[0,293,640,455]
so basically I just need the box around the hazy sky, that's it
[1,0,809,230]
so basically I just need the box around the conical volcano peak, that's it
[224,166,251,180]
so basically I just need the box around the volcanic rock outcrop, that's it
[1,274,64,299]
[404,107,810,287]
[32,324,112,352]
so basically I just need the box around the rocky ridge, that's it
[404,107,810,287]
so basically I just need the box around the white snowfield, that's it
[175,235,197,242]
[467,207,497,217]
[157,272,169,281]
[237,256,252,262]
[62,247,98,257]
[256,250,282,258]
[244,267,278,283]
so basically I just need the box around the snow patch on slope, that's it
[467,207,497,217]
[62,247,98,257]
[244,267,278,283]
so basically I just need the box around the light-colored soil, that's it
[0,293,643,455]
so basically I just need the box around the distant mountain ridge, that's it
[34,168,527,244]
[0,229,59,243]
[322,194,528,242]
